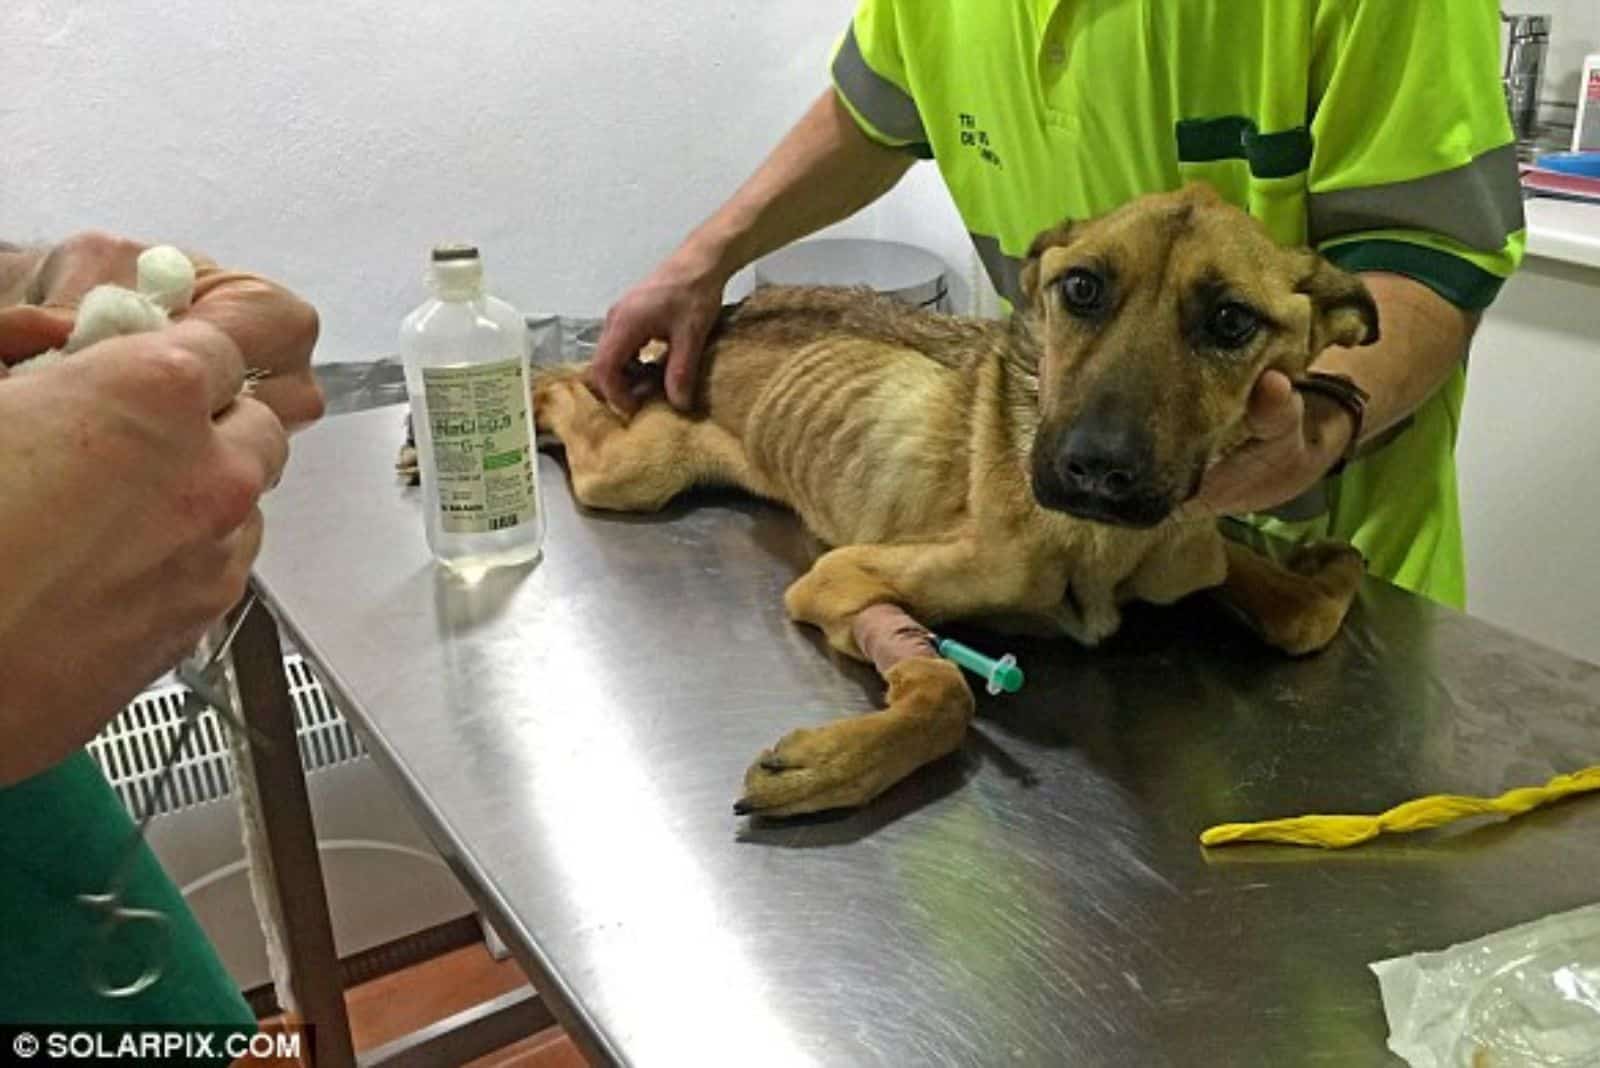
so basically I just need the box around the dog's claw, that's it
[733,798,756,816]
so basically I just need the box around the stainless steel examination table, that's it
[235,362,1600,1067]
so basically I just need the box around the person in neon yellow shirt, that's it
[589,1,1522,609]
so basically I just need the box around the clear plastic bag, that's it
[1371,903,1600,1067]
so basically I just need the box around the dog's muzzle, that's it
[1030,422,1175,528]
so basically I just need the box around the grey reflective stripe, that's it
[1261,415,1415,523]
[831,24,927,145]
[1353,415,1412,460]
[1308,143,1525,254]
[970,232,1025,305]
[1264,484,1329,523]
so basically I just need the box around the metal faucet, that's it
[1503,13,1551,144]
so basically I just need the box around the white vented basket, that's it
[86,655,476,993]
[87,656,364,817]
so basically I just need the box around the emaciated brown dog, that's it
[533,184,1374,817]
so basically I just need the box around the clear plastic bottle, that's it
[399,245,544,574]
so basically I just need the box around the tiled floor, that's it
[257,942,586,1067]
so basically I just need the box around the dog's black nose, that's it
[1057,424,1151,503]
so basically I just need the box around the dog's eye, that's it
[1206,302,1260,348]
[1058,269,1105,316]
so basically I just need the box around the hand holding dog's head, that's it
[1020,183,1378,528]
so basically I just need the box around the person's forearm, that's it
[0,241,47,309]
[1311,272,1477,444]
[674,89,915,285]
[0,692,123,786]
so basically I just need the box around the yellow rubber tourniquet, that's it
[1200,766,1600,849]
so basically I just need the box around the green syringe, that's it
[933,635,1025,695]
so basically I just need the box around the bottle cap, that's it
[432,245,480,263]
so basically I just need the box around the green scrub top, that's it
[830,0,1526,608]
[0,750,254,1039]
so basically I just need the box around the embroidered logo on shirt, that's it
[958,114,1003,169]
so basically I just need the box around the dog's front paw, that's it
[734,659,973,819]
[1268,540,1366,656]
[1286,539,1365,592]
[734,716,903,819]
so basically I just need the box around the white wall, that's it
[1466,3,1600,665]
[2,1,981,363]
[1458,256,1600,666]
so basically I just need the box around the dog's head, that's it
[1019,183,1379,528]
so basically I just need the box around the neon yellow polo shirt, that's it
[830,0,1525,608]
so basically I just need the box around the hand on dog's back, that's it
[589,250,727,417]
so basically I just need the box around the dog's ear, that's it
[1298,254,1380,352]
[1018,222,1077,305]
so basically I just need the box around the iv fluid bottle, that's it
[400,245,544,573]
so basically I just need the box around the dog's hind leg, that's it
[533,366,771,512]
[1214,538,1365,656]
[737,540,1033,817]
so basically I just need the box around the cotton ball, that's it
[62,284,171,354]
[10,244,195,375]
[136,245,196,314]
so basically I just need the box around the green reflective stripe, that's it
[1308,143,1524,254]
[832,24,928,148]
[970,232,1024,305]
[1175,117,1313,179]
[1323,239,1506,311]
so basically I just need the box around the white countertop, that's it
[1525,197,1600,271]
